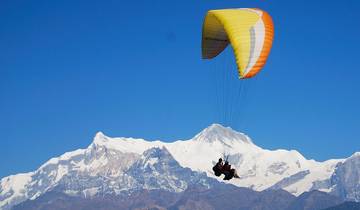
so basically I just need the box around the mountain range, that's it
[1,124,359,210]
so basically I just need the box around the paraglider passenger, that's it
[223,161,238,180]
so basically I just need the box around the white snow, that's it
[39,149,86,170]
[82,124,345,194]
[0,173,32,195]
[0,124,352,210]
[54,165,69,183]
[0,172,33,207]
[350,152,360,158]
[91,135,162,154]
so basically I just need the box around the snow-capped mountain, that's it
[126,147,214,192]
[329,152,360,201]
[0,143,213,210]
[0,124,359,210]
[91,124,344,194]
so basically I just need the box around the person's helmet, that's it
[219,158,223,162]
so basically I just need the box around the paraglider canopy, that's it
[202,8,274,79]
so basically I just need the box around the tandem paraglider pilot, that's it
[212,158,224,176]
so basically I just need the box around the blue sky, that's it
[1,0,360,178]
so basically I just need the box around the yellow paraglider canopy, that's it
[202,8,274,79]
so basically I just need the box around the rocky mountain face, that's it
[0,146,215,210]
[321,201,360,210]
[1,124,360,210]
[329,153,360,201]
[285,190,342,210]
[11,187,348,210]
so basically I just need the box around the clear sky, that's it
[1,0,360,178]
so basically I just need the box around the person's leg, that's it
[223,171,230,180]
[227,169,234,180]
[213,166,221,176]
[233,169,240,178]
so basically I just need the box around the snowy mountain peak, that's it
[91,131,113,149]
[134,147,178,171]
[137,147,180,171]
[351,152,360,158]
[193,123,253,144]
[1,124,359,210]
[94,131,107,142]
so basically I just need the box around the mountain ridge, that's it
[1,124,359,210]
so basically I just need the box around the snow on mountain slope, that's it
[91,124,344,195]
[0,143,214,210]
[329,152,360,201]
[127,147,214,193]
[0,173,34,208]
[0,124,352,210]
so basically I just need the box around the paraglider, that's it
[202,8,274,180]
[202,8,274,79]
